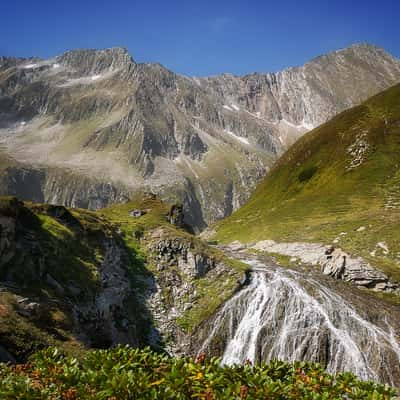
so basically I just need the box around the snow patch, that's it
[281,119,314,131]
[223,104,240,112]
[193,77,202,86]
[57,72,112,87]
[244,110,264,120]
[302,121,314,131]
[224,129,250,145]
[52,63,60,69]
[23,63,38,69]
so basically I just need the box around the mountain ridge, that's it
[6,42,394,77]
[1,43,400,230]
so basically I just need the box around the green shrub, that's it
[298,165,318,182]
[0,346,396,399]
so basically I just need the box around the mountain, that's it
[214,83,400,286]
[1,44,400,230]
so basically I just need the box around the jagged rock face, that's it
[149,235,215,279]
[145,228,238,355]
[0,44,400,230]
[55,48,134,77]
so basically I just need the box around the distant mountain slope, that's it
[0,44,400,230]
[215,83,400,282]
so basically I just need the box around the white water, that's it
[201,259,400,386]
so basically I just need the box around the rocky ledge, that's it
[149,229,216,278]
[227,240,400,294]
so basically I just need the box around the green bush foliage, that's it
[298,166,318,182]
[0,346,396,399]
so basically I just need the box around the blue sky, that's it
[2,0,399,76]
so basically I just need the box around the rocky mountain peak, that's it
[56,46,135,75]
[347,42,393,54]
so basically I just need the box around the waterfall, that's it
[200,258,400,386]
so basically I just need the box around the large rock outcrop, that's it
[143,227,246,355]
[246,240,400,293]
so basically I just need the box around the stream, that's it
[200,257,400,386]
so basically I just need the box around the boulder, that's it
[16,297,42,318]
[228,241,247,252]
[321,248,346,279]
[129,209,145,218]
[319,248,398,292]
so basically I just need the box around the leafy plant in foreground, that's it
[0,346,397,399]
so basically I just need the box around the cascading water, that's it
[200,258,400,386]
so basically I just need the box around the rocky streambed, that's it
[227,240,400,294]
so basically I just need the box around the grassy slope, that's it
[0,195,247,360]
[215,83,400,282]
[0,198,118,298]
[0,197,115,360]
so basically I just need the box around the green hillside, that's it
[0,195,247,362]
[215,83,400,282]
